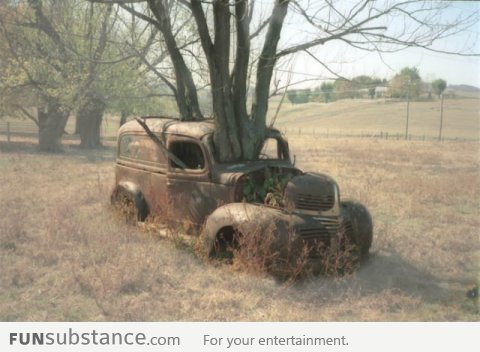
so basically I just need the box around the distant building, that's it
[357,88,370,98]
[443,87,456,98]
[375,86,389,98]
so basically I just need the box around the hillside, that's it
[268,97,479,140]
[448,84,480,92]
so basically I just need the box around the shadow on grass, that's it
[297,248,468,311]
[355,250,452,301]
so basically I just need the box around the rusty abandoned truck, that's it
[111,117,373,260]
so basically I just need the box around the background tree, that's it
[0,5,39,123]
[334,79,354,100]
[432,79,447,98]
[0,0,175,149]
[0,0,114,150]
[320,82,334,103]
[0,1,74,150]
[287,88,310,104]
[332,76,383,100]
[390,67,423,99]
[351,76,382,99]
[286,89,297,104]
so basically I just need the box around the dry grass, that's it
[0,135,478,321]
[270,97,480,140]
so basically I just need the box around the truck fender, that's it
[198,202,291,257]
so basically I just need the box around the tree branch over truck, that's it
[89,0,477,162]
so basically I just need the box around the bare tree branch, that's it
[304,50,351,81]
[118,3,160,27]
[190,0,214,61]
[127,42,178,97]
[146,0,203,120]
[249,16,271,40]
[19,107,39,126]
[88,0,146,3]
[252,0,289,131]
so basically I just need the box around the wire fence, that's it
[0,121,37,142]
[0,120,478,144]
[278,126,479,142]
[0,121,117,143]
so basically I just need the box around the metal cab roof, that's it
[118,116,283,140]
[118,116,215,140]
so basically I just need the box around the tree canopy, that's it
[432,79,447,98]
[103,0,476,161]
[320,82,334,103]
[390,67,423,99]
[287,89,310,104]
[2,0,478,155]
[0,0,174,150]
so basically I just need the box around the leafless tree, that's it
[90,0,478,161]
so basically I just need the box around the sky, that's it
[266,0,480,88]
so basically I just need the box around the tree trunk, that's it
[147,0,203,121]
[119,110,128,127]
[209,0,242,162]
[147,0,289,162]
[251,0,289,133]
[74,114,80,134]
[77,95,106,149]
[38,101,69,152]
[232,0,258,161]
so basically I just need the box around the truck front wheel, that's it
[340,200,373,261]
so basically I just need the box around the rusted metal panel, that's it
[119,117,215,140]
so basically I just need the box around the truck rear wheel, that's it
[111,186,148,223]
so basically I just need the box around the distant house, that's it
[357,88,370,98]
[443,87,456,98]
[375,86,389,98]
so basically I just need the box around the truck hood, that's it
[211,161,299,186]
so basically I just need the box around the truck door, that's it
[166,137,215,228]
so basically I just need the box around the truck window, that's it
[169,141,205,170]
[119,134,167,166]
[259,138,280,159]
[258,137,290,160]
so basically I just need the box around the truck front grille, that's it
[297,218,339,242]
[298,228,331,241]
[296,194,335,211]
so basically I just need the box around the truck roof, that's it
[118,116,283,140]
[118,116,215,140]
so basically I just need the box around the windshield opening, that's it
[257,137,289,161]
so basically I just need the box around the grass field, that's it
[2,97,479,142]
[269,97,480,140]
[0,133,478,321]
